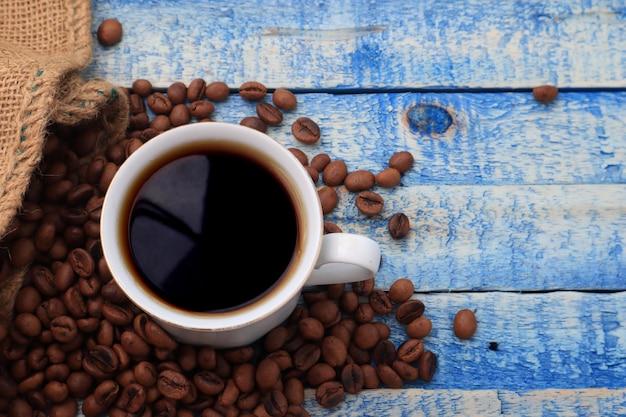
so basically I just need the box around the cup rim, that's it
[100,122,323,332]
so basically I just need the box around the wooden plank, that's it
[137,91,626,291]
[86,0,626,89]
[298,388,626,416]
[326,291,626,391]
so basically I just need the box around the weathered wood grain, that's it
[86,0,626,89]
[299,387,626,416]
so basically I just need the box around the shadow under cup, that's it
[102,126,323,328]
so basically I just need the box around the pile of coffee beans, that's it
[0,79,437,417]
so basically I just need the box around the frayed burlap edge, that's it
[0,0,129,324]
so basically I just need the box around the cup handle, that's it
[305,233,381,286]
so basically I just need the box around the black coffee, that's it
[128,151,298,312]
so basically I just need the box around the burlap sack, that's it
[0,0,129,323]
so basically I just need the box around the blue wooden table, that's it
[85,1,626,415]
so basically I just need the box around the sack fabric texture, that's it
[0,0,129,323]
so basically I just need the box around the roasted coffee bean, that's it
[388,278,414,303]
[120,331,151,359]
[133,361,158,388]
[169,103,191,127]
[264,326,289,352]
[83,345,119,378]
[66,371,94,399]
[287,147,308,165]
[388,212,410,239]
[129,112,150,130]
[27,346,48,371]
[263,389,288,417]
[388,151,414,173]
[373,322,391,340]
[34,221,56,253]
[306,363,335,387]
[286,404,311,417]
[187,78,207,101]
[115,382,145,413]
[236,390,260,411]
[53,262,76,292]
[147,93,173,115]
[44,380,69,403]
[157,370,190,400]
[373,339,396,366]
[329,321,353,347]
[272,88,297,110]
[14,312,41,338]
[320,335,347,367]
[392,360,419,381]
[132,79,152,97]
[376,364,403,388]
[97,18,123,46]
[309,299,340,327]
[352,277,375,296]
[205,81,230,102]
[99,162,118,193]
[292,117,321,144]
[166,82,187,105]
[353,303,375,324]
[353,323,379,350]
[256,102,283,125]
[189,100,215,119]
[50,316,78,343]
[152,398,177,417]
[49,397,78,417]
[193,370,224,395]
[310,153,331,171]
[77,276,100,299]
[375,167,401,188]
[298,317,324,341]
[418,350,437,382]
[7,398,33,417]
[283,377,304,406]
[306,164,319,182]
[255,358,281,390]
[453,308,477,339]
[533,85,559,103]
[66,183,95,206]
[68,248,95,277]
[360,364,380,389]
[321,160,347,186]
[9,238,36,268]
[317,186,338,215]
[339,291,359,314]
[315,381,344,409]
[397,338,424,363]
[265,350,293,371]
[369,289,392,314]
[221,346,255,364]
[344,170,375,192]
[355,191,384,215]
[144,320,177,351]
[101,280,127,304]
[197,346,217,370]
[292,343,320,371]
[16,371,45,393]
[240,116,267,132]
[239,81,267,101]
[101,302,134,327]
[14,286,41,314]
[407,317,433,339]
[340,363,364,394]
[216,378,239,407]
[62,287,87,318]
[396,299,425,324]
[231,363,255,393]
[149,114,171,131]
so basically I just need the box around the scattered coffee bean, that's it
[310,153,331,171]
[388,212,410,239]
[315,381,344,408]
[291,117,321,144]
[166,82,187,105]
[239,81,267,101]
[368,290,392,315]
[376,364,403,389]
[395,299,425,324]
[406,317,433,339]
[272,88,298,110]
[397,338,424,363]
[240,116,267,132]
[131,79,152,97]
[388,151,414,173]
[375,167,401,188]
[256,102,283,125]
[288,148,308,165]
[205,81,230,102]
[453,308,478,339]
[344,170,375,192]
[355,191,384,215]
[97,18,123,46]
[533,85,559,103]
[317,186,338,215]
[321,160,348,186]
[417,350,437,382]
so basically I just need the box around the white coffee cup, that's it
[100,122,380,348]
